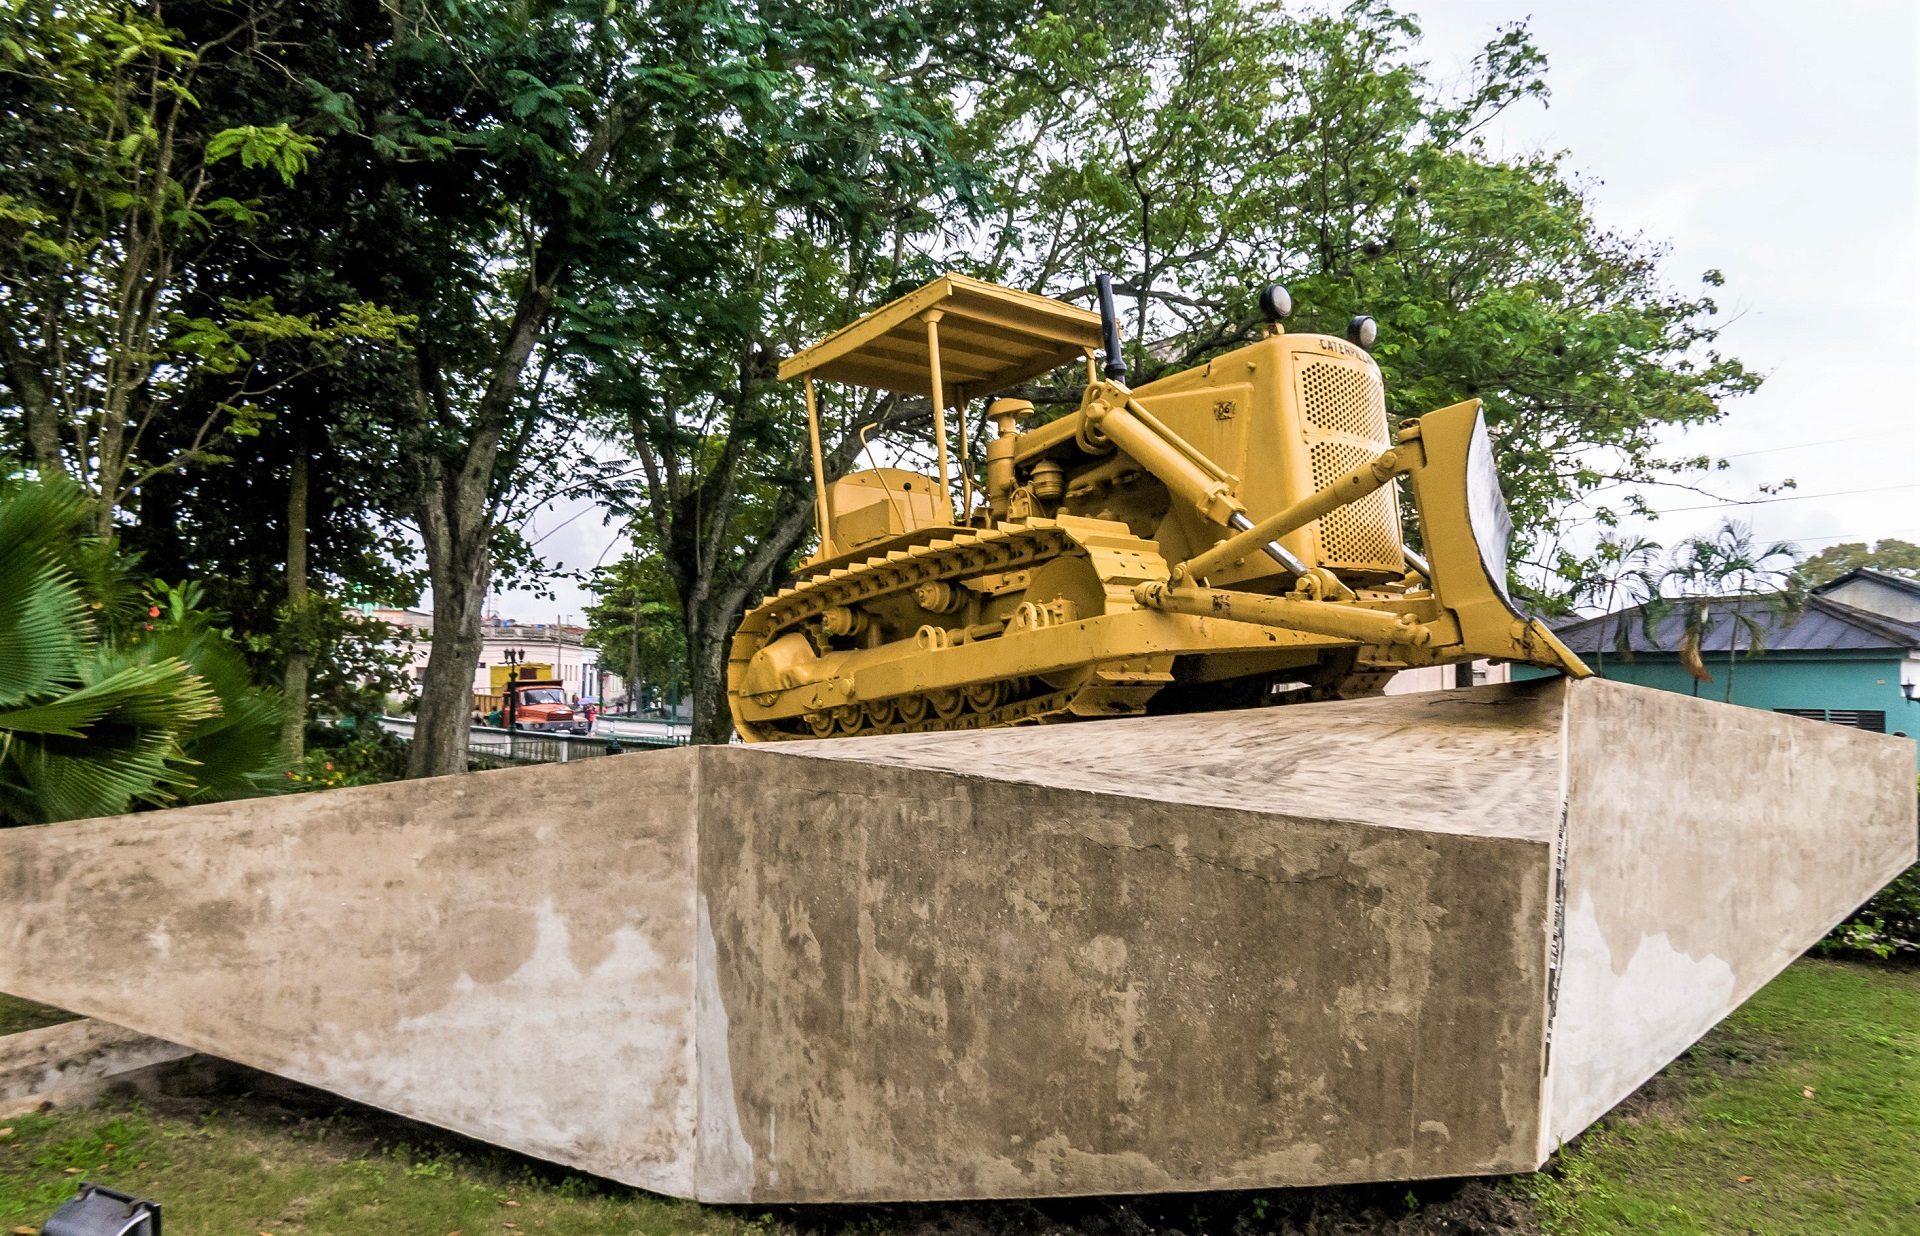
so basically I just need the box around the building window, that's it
[1775,708,1887,733]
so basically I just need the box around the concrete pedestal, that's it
[0,679,1911,1201]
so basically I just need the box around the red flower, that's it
[148,606,160,618]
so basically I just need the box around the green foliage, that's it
[0,0,1780,748]
[0,474,214,823]
[0,473,288,824]
[583,549,688,706]
[286,724,409,791]
[272,595,414,725]
[1792,538,1920,589]
[1656,519,1802,699]
[119,586,291,805]
[1821,839,1920,962]
[0,0,403,530]
[1564,533,1665,670]
[0,992,76,1035]
[203,123,321,185]
[957,0,1761,601]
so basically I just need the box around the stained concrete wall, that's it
[0,754,704,1196]
[698,744,1555,1198]
[1542,680,1918,1149]
[0,1019,193,1118]
[0,679,1911,1202]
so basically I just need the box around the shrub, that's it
[1819,862,1920,962]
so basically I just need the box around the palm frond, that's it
[0,475,93,707]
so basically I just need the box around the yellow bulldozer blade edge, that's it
[1406,400,1592,679]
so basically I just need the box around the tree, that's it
[583,549,687,711]
[954,0,1761,591]
[1570,533,1664,674]
[0,473,286,824]
[574,0,1767,740]
[242,0,1055,766]
[0,0,404,538]
[1660,519,1801,702]
[1792,539,1920,589]
[564,0,1046,744]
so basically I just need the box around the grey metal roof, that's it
[1554,594,1920,656]
[1812,566,1920,599]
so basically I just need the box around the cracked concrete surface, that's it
[0,679,1911,1201]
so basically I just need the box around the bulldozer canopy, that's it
[777,273,1103,405]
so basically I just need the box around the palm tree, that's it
[1662,520,1802,703]
[1660,540,1718,695]
[0,474,289,824]
[0,476,215,822]
[1572,534,1665,675]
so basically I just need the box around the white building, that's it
[1383,658,1510,695]
[375,609,604,703]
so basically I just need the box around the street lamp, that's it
[502,647,526,732]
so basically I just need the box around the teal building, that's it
[1516,569,1920,762]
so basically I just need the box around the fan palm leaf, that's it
[131,625,287,803]
[0,472,244,825]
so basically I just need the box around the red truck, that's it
[502,679,589,735]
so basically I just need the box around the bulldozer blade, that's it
[0,679,1911,1202]
[1406,399,1590,676]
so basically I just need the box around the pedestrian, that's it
[585,701,597,729]
[487,706,502,728]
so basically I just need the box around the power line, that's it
[1716,428,1899,459]
[1654,481,1920,514]
[1780,524,1920,547]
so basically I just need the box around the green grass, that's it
[0,1091,762,1235]
[1527,959,1920,1235]
[0,960,1913,1235]
[0,994,76,1037]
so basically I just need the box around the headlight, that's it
[1465,412,1514,603]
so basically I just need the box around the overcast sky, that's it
[483,0,1920,623]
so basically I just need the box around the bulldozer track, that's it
[730,519,1171,741]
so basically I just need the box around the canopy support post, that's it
[923,311,956,520]
[804,375,834,553]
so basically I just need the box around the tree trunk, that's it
[0,327,65,477]
[685,607,735,745]
[407,496,492,778]
[279,424,311,760]
[401,240,571,776]
[1724,601,1740,704]
[629,601,643,710]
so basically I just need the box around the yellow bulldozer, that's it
[728,273,1588,741]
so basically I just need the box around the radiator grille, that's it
[1298,359,1402,569]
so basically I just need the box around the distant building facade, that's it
[1515,568,1920,763]
[374,609,604,702]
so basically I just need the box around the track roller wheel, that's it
[963,680,1008,713]
[929,689,964,720]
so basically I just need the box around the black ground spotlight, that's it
[41,1183,162,1235]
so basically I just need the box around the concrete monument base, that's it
[0,678,1912,1201]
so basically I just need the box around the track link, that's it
[729,519,1171,741]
